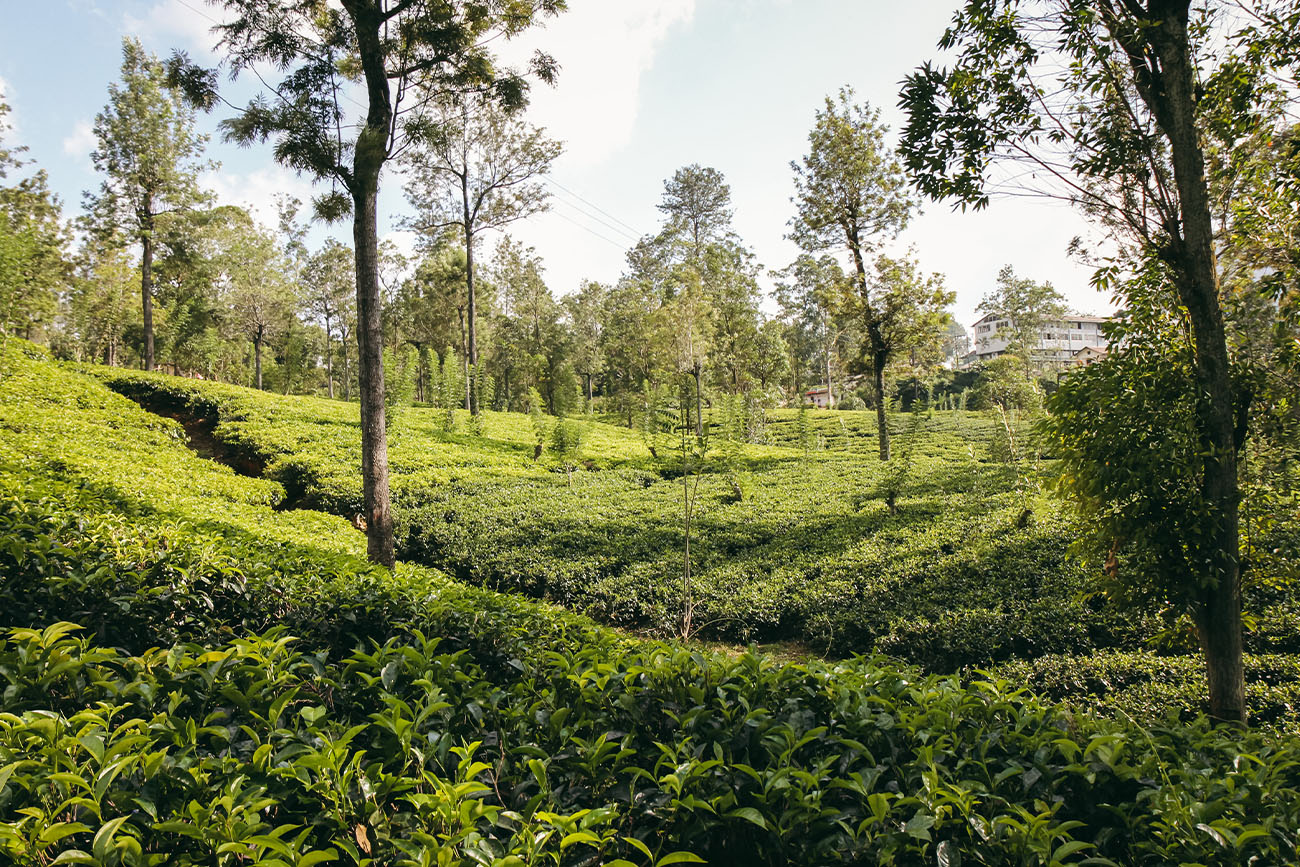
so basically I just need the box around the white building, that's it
[967,313,1111,370]
[803,385,833,409]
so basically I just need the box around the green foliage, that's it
[384,344,418,417]
[1043,299,1220,610]
[528,386,548,459]
[551,417,584,462]
[4,343,1300,863]
[970,355,1042,412]
[0,102,67,346]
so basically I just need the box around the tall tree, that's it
[657,164,733,261]
[304,240,355,399]
[393,241,469,402]
[847,253,955,411]
[0,103,68,347]
[977,265,1068,380]
[404,94,561,414]
[66,241,136,366]
[173,0,563,566]
[210,210,293,390]
[899,0,1270,723]
[491,237,559,409]
[664,264,713,435]
[774,253,851,403]
[89,37,209,372]
[563,279,608,408]
[789,86,917,459]
[699,242,763,393]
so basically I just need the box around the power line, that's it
[550,211,630,251]
[549,194,641,244]
[543,176,644,238]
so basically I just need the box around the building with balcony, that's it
[967,313,1111,370]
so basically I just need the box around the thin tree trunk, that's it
[464,205,479,415]
[873,350,889,461]
[325,314,334,399]
[349,2,395,568]
[140,211,155,371]
[693,362,703,436]
[848,229,889,458]
[254,330,263,390]
[1146,1,1242,724]
[457,305,469,410]
[342,336,351,401]
[826,338,834,408]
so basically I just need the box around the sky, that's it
[0,0,1115,331]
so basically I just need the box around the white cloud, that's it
[62,120,97,165]
[123,0,228,58]
[0,76,17,137]
[499,0,696,166]
[200,166,318,229]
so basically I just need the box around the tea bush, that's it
[90,367,1151,668]
[2,345,1300,864]
[2,491,1299,865]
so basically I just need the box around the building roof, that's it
[972,312,1110,328]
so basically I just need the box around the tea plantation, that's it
[3,343,1300,864]
[92,367,1128,666]
[90,365,1300,686]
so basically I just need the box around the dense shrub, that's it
[0,344,1298,864]
[90,367,1158,668]
[2,489,1300,864]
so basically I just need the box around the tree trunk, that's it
[848,228,890,458]
[693,361,703,436]
[456,305,470,410]
[325,314,334,399]
[140,211,155,371]
[342,337,351,401]
[873,349,889,461]
[585,371,593,409]
[352,176,395,567]
[826,338,834,408]
[1125,1,1243,723]
[253,330,263,390]
[414,342,427,403]
[349,1,395,568]
[463,188,479,415]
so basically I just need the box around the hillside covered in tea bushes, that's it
[90,366,1121,666]
[2,344,1299,864]
[92,364,1300,687]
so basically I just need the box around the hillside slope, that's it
[94,366,1130,669]
[4,345,1300,864]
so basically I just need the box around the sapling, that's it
[437,346,458,433]
[796,402,813,458]
[878,412,923,514]
[675,377,710,639]
[528,386,547,461]
[468,364,484,436]
[550,417,584,486]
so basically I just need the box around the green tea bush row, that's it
[4,490,1300,865]
[91,367,1120,664]
[2,347,1298,863]
[993,650,1300,728]
[90,365,1300,676]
